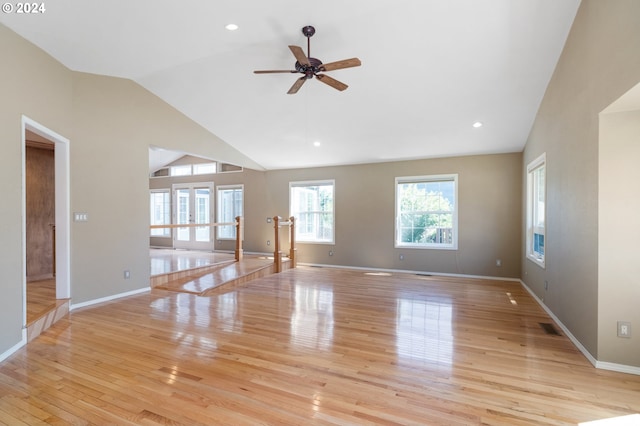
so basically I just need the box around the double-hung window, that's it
[150,189,171,237]
[526,153,546,267]
[290,180,334,243]
[395,174,458,249]
[217,185,243,239]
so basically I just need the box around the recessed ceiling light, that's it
[473,121,483,128]
[313,141,321,147]
[225,24,238,31]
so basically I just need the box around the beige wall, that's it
[149,168,271,252]
[522,0,640,366]
[263,154,522,276]
[0,23,72,351]
[68,72,266,303]
[599,108,640,366]
[0,22,264,356]
[150,153,522,277]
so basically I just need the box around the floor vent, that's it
[416,273,433,277]
[539,322,561,336]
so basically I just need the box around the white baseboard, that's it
[298,262,522,283]
[519,280,640,376]
[70,287,150,311]
[0,329,27,363]
[595,361,640,376]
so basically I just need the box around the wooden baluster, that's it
[235,216,243,261]
[273,216,282,272]
[289,216,297,268]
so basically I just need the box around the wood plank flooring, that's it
[26,279,57,324]
[3,267,640,425]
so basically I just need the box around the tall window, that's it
[290,180,334,243]
[217,185,243,239]
[396,174,458,249]
[527,153,546,267]
[150,189,171,237]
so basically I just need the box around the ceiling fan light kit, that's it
[254,25,361,94]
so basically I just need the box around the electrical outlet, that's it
[266,240,270,246]
[496,259,501,267]
[618,321,631,338]
[399,254,404,261]
[544,280,548,290]
[329,250,334,256]
[124,270,131,279]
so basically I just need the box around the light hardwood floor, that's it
[26,278,57,324]
[4,267,640,425]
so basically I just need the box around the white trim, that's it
[150,188,171,238]
[70,287,150,311]
[595,361,640,376]
[172,182,215,251]
[216,184,244,241]
[21,116,71,320]
[526,153,546,269]
[520,279,640,376]
[395,173,459,250]
[519,279,597,366]
[0,330,26,363]
[297,262,521,283]
[289,179,335,244]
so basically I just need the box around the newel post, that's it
[289,216,297,268]
[235,216,243,261]
[273,216,282,272]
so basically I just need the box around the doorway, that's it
[22,116,70,327]
[172,182,214,251]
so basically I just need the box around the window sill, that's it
[395,243,458,251]
[527,254,546,269]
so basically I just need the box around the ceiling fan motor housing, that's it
[295,57,323,78]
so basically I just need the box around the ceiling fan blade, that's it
[316,74,349,91]
[289,45,310,67]
[320,58,361,72]
[254,70,298,74]
[287,77,307,94]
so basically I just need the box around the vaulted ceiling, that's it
[1,0,581,170]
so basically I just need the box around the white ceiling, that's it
[1,0,581,171]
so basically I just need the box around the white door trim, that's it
[172,182,215,251]
[22,116,71,328]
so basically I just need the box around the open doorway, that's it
[22,116,70,328]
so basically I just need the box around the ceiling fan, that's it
[254,25,361,94]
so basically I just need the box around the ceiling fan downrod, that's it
[302,25,315,58]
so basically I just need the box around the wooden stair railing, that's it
[150,216,243,261]
[235,216,243,261]
[273,216,297,273]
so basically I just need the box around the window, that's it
[395,174,458,249]
[169,162,217,176]
[170,164,192,176]
[290,180,334,243]
[526,153,546,267]
[150,189,171,237]
[217,185,243,239]
[193,162,217,175]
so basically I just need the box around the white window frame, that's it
[395,174,458,250]
[289,180,335,244]
[169,164,192,177]
[526,153,546,268]
[150,189,171,238]
[216,184,244,240]
[193,162,217,175]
